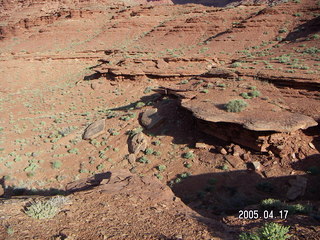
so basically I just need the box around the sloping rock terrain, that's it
[0,0,320,239]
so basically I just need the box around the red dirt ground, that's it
[0,0,319,239]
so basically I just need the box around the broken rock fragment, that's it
[140,108,165,130]
[128,132,149,154]
[0,185,4,197]
[83,119,106,140]
[286,176,307,200]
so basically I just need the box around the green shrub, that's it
[135,102,145,109]
[239,222,290,240]
[240,92,251,99]
[200,89,209,93]
[157,165,166,171]
[137,156,149,164]
[231,62,242,68]
[24,196,69,219]
[261,198,283,210]
[287,204,312,214]
[279,28,287,33]
[248,90,261,98]
[182,152,194,159]
[51,161,62,169]
[225,99,248,112]
[25,200,58,219]
[144,148,154,155]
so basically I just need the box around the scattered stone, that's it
[128,132,149,154]
[195,142,210,150]
[247,161,261,171]
[0,185,4,197]
[219,147,227,155]
[127,154,136,164]
[232,145,245,157]
[225,155,244,169]
[241,153,251,161]
[83,119,106,140]
[91,82,98,90]
[286,176,307,200]
[140,108,165,130]
[309,142,316,149]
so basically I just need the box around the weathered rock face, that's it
[94,53,215,80]
[183,100,317,132]
[128,132,149,154]
[66,169,175,203]
[82,119,106,140]
[202,67,239,80]
[140,108,165,129]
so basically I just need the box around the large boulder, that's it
[83,119,106,140]
[140,108,165,130]
[128,132,149,154]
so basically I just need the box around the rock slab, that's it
[83,119,106,140]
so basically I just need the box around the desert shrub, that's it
[249,90,261,98]
[225,99,248,112]
[182,152,194,159]
[287,204,312,214]
[240,92,251,99]
[135,101,145,109]
[137,156,149,164]
[239,222,290,240]
[144,148,154,155]
[24,196,69,219]
[157,165,166,171]
[231,62,242,68]
[51,161,62,169]
[260,198,283,210]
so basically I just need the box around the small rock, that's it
[287,176,307,200]
[232,145,245,157]
[83,119,106,140]
[127,154,136,164]
[91,82,98,90]
[247,161,261,171]
[195,142,210,150]
[241,153,251,161]
[128,132,149,154]
[219,147,227,155]
[0,185,4,197]
[309,142,316,149]
[225,155,244,169]
[140,108,165,130]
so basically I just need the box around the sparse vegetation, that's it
[239,222,291,240]
[231,62,242,68]
[24,196,69,219]
[182,151,194,159]
[51,161,62,169]
[225,99,248,112]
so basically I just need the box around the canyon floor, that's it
[0,0,319,239]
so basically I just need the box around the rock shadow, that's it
[170,168,320,236]
[284,16,320,43]
[171,0,240,7]
[0,172,112,199]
